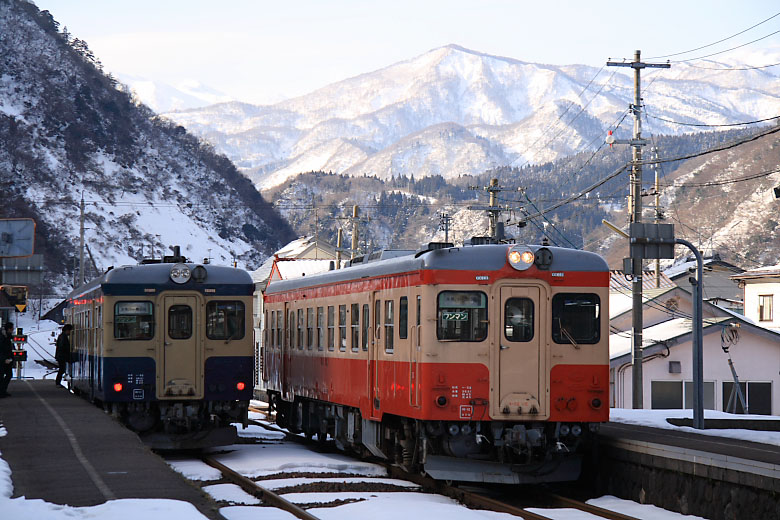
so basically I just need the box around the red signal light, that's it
[236,382,246,391]
[113,382,123,392]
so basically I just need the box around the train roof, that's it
[68,263,254,299]
[265,243,608,295]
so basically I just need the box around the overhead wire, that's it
[646,113,780,128]
[646,11,780,60]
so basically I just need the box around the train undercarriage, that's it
[269,392,593,484]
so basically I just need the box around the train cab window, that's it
[361,304,369,351]
[114,301,154,340]
[384,300,394,353]
[504,298,534,342]
[339,305,347,352]
[168,304,193,340]
[399,297,408,339]
[552,293,600,345]
[351,303,360,352]
[327,306,335,351]
[317,307,325,351]
[206,301,245,341]
[307,307,315,350]
[437,291,487,341]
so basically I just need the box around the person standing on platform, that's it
[55,324,73,387]
[0,322,14,397]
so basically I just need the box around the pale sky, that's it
[32,0,780,105]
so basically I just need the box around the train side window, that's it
[551,293,600,345]
[307,307,315,350]
[327,306,335,351]
[399,297,408,339]
[265,310,270,347]
[168,304,193,340]
[339,304,347,352]
[384,300,394,353]
[361,304,369,351]
[114,301,154,340]
[351,303,360,352]
[436,291,487,342]
[416,295,421,327]
[288,311,294,349]
[206,301,246,341]
[374,300,381,340]
[317,306,325,351]
[504,298,534,342]
[297,309,304,349]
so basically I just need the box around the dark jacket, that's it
[0,330,12,363]
[55,331,71,364]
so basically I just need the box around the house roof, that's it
[610,317,730,360]
[250,236,338,286]
[730,263,780,281]
[270,259,335,282]
[664,257,744,280]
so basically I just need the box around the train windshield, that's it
[206,301,245,340]
[437,291,487,341]
[551,293,600,345]
[114,301,154,340]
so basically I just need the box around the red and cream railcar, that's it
[261,242,609,483]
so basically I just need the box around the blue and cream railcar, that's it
[66,259,254,448]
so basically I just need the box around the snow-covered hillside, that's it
[0,2,295,293]
[163,44,780,190]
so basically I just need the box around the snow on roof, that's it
[610,316,730,360]
[610,270,676,292]
[609,284,678,320]
[250,256,275,284]
[731,263,780,280]
[273,259,334,281]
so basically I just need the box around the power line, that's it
[671,27,780,63]
[646,11,780,60]
[658,167,780,188]
[684,61,780,71]
[646,113,780,128]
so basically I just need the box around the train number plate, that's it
[459,405,474,419]
[133,389,144,400]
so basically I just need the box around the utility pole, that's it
[468,178,518,241]
[607,50,670,409]
[78,195,85,287]
[438,212,453,243]
[351,205,359,260]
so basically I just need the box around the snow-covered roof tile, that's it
[610,317,729,360]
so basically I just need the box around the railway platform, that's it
[0,379,223,519]
[595,421,780,519]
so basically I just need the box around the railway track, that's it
[183,403,644,520]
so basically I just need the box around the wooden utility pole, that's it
[607,50,670,409]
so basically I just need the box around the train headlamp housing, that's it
[170,263,191,284]
[507,245,535,271]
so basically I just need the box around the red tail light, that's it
[236,382,246,391]
[113,382,123,392]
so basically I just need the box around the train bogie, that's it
[262,243,610,483]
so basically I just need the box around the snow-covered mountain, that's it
[116,74,234,113]
[0,2,294,293]
[162,44,780,191]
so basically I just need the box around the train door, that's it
[282,302,293,401]
[368,291,381,419]
[494,284,547,418]
[162,294,203,399]
[409,293,421,408]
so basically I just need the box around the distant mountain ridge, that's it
[162,44,780,190]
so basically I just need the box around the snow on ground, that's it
[610,408,780,447]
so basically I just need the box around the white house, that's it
[610,271,780,415]
[731,264,780,330]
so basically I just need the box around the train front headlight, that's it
[170,263,191,284]
[507,245,534,271]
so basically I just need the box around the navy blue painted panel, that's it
[205,356,254,400]
[101,357,157,402]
